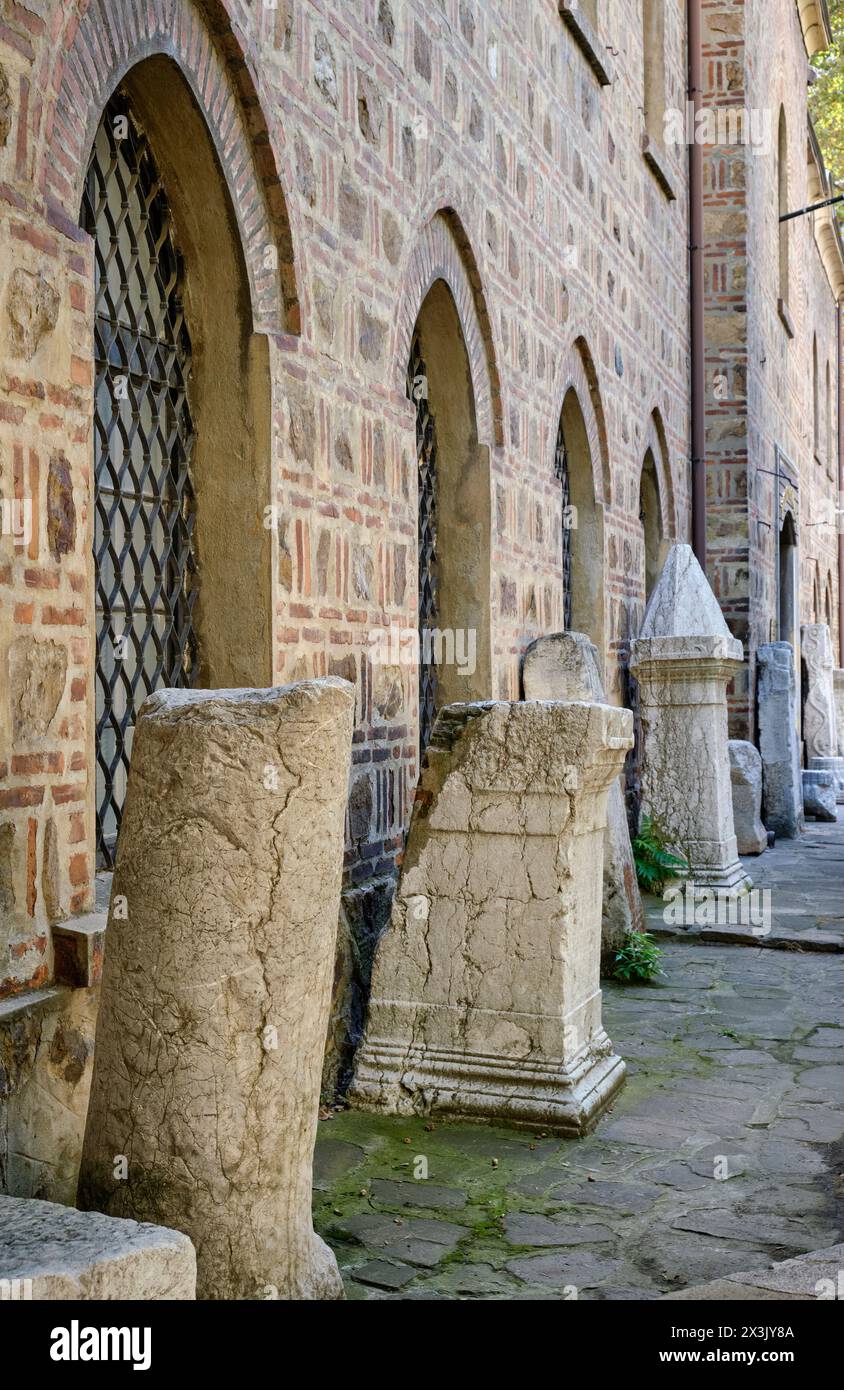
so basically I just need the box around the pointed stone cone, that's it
[522,631,645,963]
[630,544,751,892]
[78,680,354,1300]
[350,698,633,1136]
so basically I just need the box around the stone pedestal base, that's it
[352,1028,625,1136]
[350,700,633,1137]
[808,756,844,804]
[803,769,837,822]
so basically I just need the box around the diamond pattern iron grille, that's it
[554,415,573,632]
[407,334,439,756]
[81,92,198,867]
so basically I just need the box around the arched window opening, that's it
[82,61,273,865]
[778,108,790,312]
[639,448,664,603]
[643,0,666,142]
[778,511,798,650]
[556,387,605,660]
[813,336,820,461]
[407,279,492,758]
[826,359,833,469]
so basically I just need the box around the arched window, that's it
[639,448,664,602]
[778,108,791,318]
[82,64,273,864]
[826,359,833,470]
[778,511,797,650]
[407,280,491,756]
[813,335,820,461]
[83,93,197,865]
[554,389,605,658]
[643,0,666,140]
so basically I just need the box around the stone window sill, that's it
[641,134,677,202]
[778,297,796,338]
[559,3,613,86]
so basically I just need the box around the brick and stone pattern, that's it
[0,1,694,1092]
[702,0,842,739]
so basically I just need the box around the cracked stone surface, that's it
[314,938,843,1299]
[350,699,632,1134]
[522,631,644,964]
[648,811,844,952]
[630,544,748,892]
[78,680,354,1300]
[0,1194,195,1300]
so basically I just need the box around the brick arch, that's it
[39,0,298,336]
[641,407,678,539]
[549,335,611,508]
[394,208,504,447]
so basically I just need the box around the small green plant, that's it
[612,930,665,983]
[632,815,689,895]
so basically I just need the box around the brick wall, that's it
[0,1,693,1087]
[703,0,842,739]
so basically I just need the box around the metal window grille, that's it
[81,92,198,867]
[554,416,573,631]
[407,334,439,757]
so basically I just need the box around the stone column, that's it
[630,544,750,891]
[350,699,633,1136]
[78,680,354,1301]
[728,741,767,855]
[834,670,844,757]
[522,631,644,964]
[757,642,803,838]
[803,625,844,802]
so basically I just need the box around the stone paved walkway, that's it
[313,828,844,1299]
[647,816,844,952]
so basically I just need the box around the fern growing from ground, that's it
[612,930,665,983]
[632,815,689,895]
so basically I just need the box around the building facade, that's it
[703,0,844,737]
[0,0,840,1199]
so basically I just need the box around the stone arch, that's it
[40,0,298,336]
[82,61,275,857]
[549,342,609,663]
[407,279,493,737]
[550,335,612,510]
[641,408,678,543]
[395,208,504,448]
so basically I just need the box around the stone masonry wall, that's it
[0,0,693,1076]
[703,0,841,739]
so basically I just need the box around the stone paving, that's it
[313,844,844,1298]
[647,817,844,952]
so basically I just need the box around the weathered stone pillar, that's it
[630,545,750,891]
[803,625,844,801]
[729,741,767,855]
[350,699,632,1136]
[802,769,837,822]
[834,670,844,757]
[522,631,644,964]
[802,624,838,759]
[757,643,803,838]
[78,680,354,1301]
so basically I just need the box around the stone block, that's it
[350,699,632,1135]
[808,756,844,804]
[835,671,844,757]
[0,1194,195,1299]
[757,643,803,838]
[78,680,354,1300]
[728,741,767,855]
[630,545,750,891]
[52,912,106,988]
[522,631,644,962]
[802,624,838,760]
[802,770,837,823]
